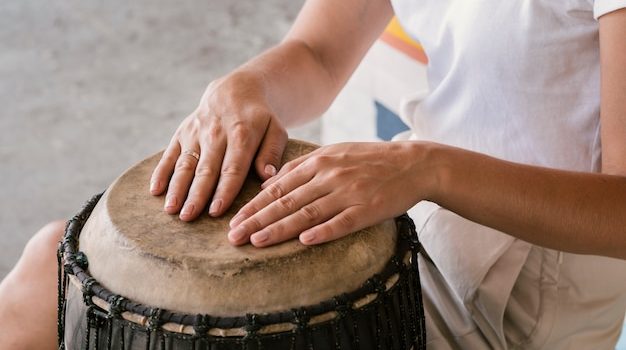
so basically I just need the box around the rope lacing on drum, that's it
[391,256,403,270]
[57,241,66,349]
[242,313,262,343]
[193,314,209,337]
[332,294,351,350]
[333,294,350,319]
[148,308,164,332]
[244,314,261,334]
[293,308,313,350]
[108,295,126,319]
[74,251,89,270]
[81,277,97,306]
[292,308,310,333]
[371,275,387,295]
[80,277,98,350]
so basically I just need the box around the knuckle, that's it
[221,163,246,177]
[162,151,179,164]
[238,207,256,218]
[299,204,322,222]
[349,180,367,193]
[176,158,197,172]
[229,121,252,142]
[206,122,223,139]
[195,165,216,178]
[339,212,356,230]
[309,156,322,168]
[370,194,384,208]
[266,183,284,200]
[281,160,296,173]
[246,217,263,231]
[268,223,285,237]
[263,144,284,163]
[277,196,297,212]
[309,154,331,169]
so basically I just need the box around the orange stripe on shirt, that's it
[380,18,428,64]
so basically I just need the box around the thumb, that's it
[255,121,288,181]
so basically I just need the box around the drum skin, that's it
[59,139,426,350]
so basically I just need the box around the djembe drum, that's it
[58,139,426,350]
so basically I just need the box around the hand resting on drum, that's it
[228,141,439,247]
[149,73,288,222]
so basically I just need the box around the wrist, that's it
[408,141,455,204]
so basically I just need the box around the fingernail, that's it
[180,204,195,218]
[300,231,316,244]
[251,230,269,244]
[150,180,160,193]
[228,225,248,242]
[209,199,222,216]
[230,214,246,228]
[165,195,177,209]
[265,164,277,177]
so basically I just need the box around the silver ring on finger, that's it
[182,149,200,162]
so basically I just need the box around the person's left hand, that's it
[227,141,439,247]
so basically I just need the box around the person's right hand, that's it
[149,72,288,221]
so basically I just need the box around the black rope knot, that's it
[364,275,385,296]
[245,313,262,333]
[391,256,403,269]
[81,277,97,306]
[63,254,76,275]
[108,295,126,319]
[86,305,98,327]
[292,308,310,333]
[333,294,350,319]
[147,308,164,332]
[193,314,209,337]
[243,313,262,338]
[74,251,89,270]
[371,275,387,295]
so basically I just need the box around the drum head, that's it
[79,139,397,316]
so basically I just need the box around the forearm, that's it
[215,0,392,127]
[228,40,341,127]
[426,145,626,259]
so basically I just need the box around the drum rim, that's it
[59,192,421,336]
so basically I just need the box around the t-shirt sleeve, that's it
[594,0,626,19]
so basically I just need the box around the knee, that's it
[24,220,66,255]
[18,220,66,276]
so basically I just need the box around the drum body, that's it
[58,140,426,350]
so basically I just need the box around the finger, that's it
[229,163,314,229]
[254,121,288,181]
[248,195,344,248]
[209,125,262,217]
[179,140,226,221]
[299,206,367,245]
[228,179,326,245]
[261,150,317,190]
[164,145,200,214]
[150,139,181,195]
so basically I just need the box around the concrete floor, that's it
[0,0,318,279]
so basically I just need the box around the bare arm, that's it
[226,0,394,126]
[428,9,626,258]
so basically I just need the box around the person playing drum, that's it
[2,0,626,348]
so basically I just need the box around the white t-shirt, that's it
[389,0,626,348]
